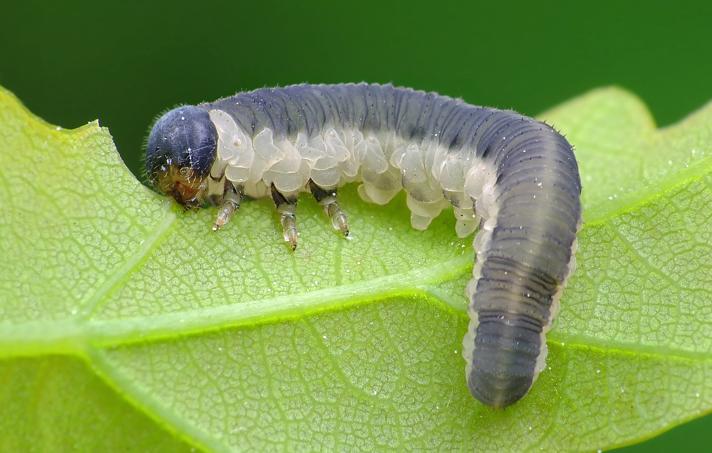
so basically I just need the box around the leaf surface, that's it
[1,85,710,451]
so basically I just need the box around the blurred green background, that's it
[1,0,710,450]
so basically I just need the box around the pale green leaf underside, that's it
[0,85,710,452]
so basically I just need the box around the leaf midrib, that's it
[0,252,472,355]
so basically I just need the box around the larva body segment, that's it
[145,83,582,408]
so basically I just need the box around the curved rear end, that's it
[464,118,581,408]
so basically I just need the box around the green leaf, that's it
[1,84,710,452]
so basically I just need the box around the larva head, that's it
[145,106,217,207]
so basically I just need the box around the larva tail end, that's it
[467,368,534,409]
[465,315,541,408]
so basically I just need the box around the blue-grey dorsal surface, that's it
[145,83,582,408]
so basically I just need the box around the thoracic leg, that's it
[212,182,243,231]
[309,180,349,236]
[271,183,299,250]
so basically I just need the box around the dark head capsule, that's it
[145,106,217,206]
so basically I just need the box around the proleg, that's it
[145,83,582,408]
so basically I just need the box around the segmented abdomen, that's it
[200,83,582,407]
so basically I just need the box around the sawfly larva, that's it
[145,83,581,408]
